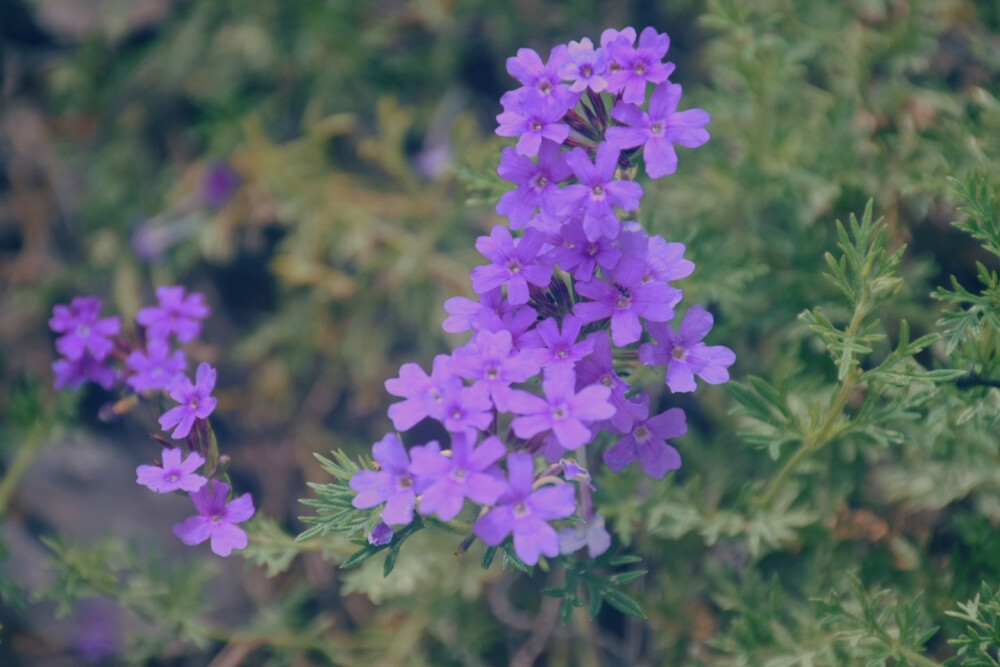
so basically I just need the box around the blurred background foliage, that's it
[1,0,999,664]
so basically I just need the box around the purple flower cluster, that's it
[49,286,253,556]
[350,27,734,567]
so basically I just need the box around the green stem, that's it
[0,426,46,517]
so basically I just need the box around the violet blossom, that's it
[158,362,218,439]
[172,481,254,556]
[136,448,207,493]
[639,305,736,392]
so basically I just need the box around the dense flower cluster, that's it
[353,27,734,565]
[49,287,253,556]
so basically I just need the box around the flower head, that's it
[639,305,736,392]
[126,338,186,393]
[49,296,121,362]
[136,448,207,493]
[172,481,254,556]
[137,286,209,343]
[158,362,218,439]
[350,433,425,526]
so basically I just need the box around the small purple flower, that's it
[533,315,594,369]
[350,433,424,526]
[52,353,117,391]
[471,226,552,306]
[575,331,646,433]
[603,403,686,479]
[433,382,495,440]
[474,452,577,566]
[125,338,186,392]
[496,88,571,157]
[505,46,577,109]
[385,355,461,432]
[574,262,681,346]
[544,219,622,281]
[443,288,510,334]
[202,161,240,209]
[409,435,507,521]
[49,296,121,362]
[136,285,209,343]
[496,141,573,229]
[606,82,710,178]
[450,329,540,410]
[646,236,694,284]
[639,305,736,392]
[172,481,254,556]
[507,368,615,450]
[368,523,394,546]
[554,144,642,241]
[605,27,674,104]
[559,38,608,93]
[136,448,207,493]
[158,362,218,439]
[559,514,611,558]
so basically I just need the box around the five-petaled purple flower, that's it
[137,285,209,343]
[603,398,687,479]
[606,82,710,178]
[136,448,207,493]
[474,453,577,565]
[575,260,681,346]
[409,435,507,521]
[471,226,552,306]
[508,369,615,450]
[496,141,573,229]
[172,481,254,556]
[49,296,121,362]
[639,305,736,392]
[555,144,642,241]
[350,433,424,526]
[126,338,186,392]
[52,353,117,391]
[158,362,218,439]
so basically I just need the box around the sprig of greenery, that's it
[542,550,647,624]
[297,450,379,542]
[945,582,1000,666]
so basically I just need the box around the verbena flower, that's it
[442,288,509,334]
[604,26,674,104]
[505,45,577,109]
[368,523,394,546]
[574,330,644,433]
[544,219,622,281]
[49,296,121,362]
[137,285,209,343]
[639,305,736,392]
[450,329,540,410]
[559,37,608,93]
[172,480,254,557]
[574,261,681,346]
[126,338,186,392]
[533,315,594,369]
[508,368,614,450]
[603,399,687,478]
[158,362,218,439]
[350,433,424,526]
[385,355,460,432]
[471,226,551,306]
[558,514,611,557]
[52,353,117,391]
[409,435,507,521]
[496,141,572,229]
[496,88,570,157]
[555,144,642,241]
[474,452,577,565]
[136,448,207,493]
[606,82,710,178]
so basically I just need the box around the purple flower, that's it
[409,435,507,521]
[433,382,495,440]
[606,82,710,178]
[385,355,461,432]
[125,338,186,392]
[368,523,394,546]
[172,481,254,556]
[136,448,207,493]
[52,353,117,391]
[505,46,577,109]
[639,305,736,392]
[496,141,573,229]
[559,38,608,93]
[474,452,577,565]
[555,144,642,241]
[508,369,615,450]
[443,289,507,334]
[491,305,543,352]
[574,262,681,346]
[496,88,571,157]
[158,362,218,439]
[137,286,209,343]
[575,331,646,433]
[646,236,694,284]
[559,514,611,557]
[561,457,596,491]
[603,401,687,479]
[450,329,540,410]
[202,161,240,209]
[350,433,424,526]
[605,27,674,104]
[471,226,552,306]
[533,315,594,369]
[544,219,622,281]
[49,296,121,362]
